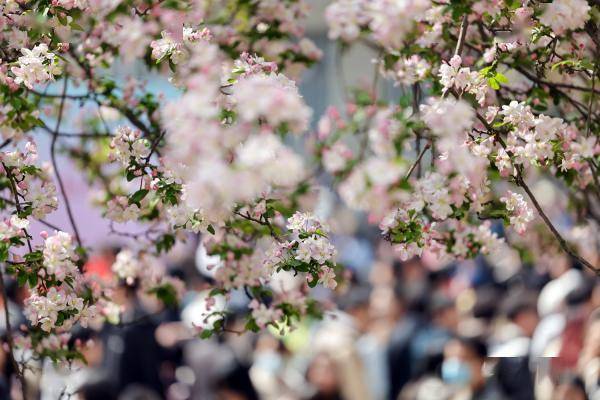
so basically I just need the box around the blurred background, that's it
[2,1,599,399]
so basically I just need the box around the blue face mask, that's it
[441,358,472,386]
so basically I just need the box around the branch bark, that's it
[405,143,431,180]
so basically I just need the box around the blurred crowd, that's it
[0,236,598,400]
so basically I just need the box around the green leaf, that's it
[245,317,260,333]
[129,189,149,205]
[207,224,215,235]
[199,329,213,339]
[28,273,38,288]
[495,72,509,84]
[17,273,27,287]
[149,283,178,306]
[0,243,8,263]
[126,170,137,182]
[155,234,176,254]
[307,272,319,288]
[488,78,500,90]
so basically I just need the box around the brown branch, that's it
[3,165,33,253]
[233,211,282,242]
[455,14,469,57]
[405,143,431,180]
[28,88,90,100]
[514,173,598,274]
[39,123,112,138]
[412,84,425,178]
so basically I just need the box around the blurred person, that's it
[83,246,118,283]
[118,384,163,400]
[441,336,507,400]
[214,362,258,400]
[536,261,583,317]
[306,352,344,400]
[386,283,426,400]
[578,308,600,399]
[184,311,258,400]
[398,376,450,400]
[116,310,165,395]
[551,279,596,375]
[339,284,389,400]
[308,311,371,400]
[409,293,457,377]
[77,379,118,400]
[491,292,537,400]
[531,265,584,360]
[250,334,304,400]
[552,374,588,400]
[0,338,10,400]
[490,291,538,356]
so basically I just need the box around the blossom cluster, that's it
[275,212,337,288]
[9,44,62,89]
[438,55,488,105]
[233,73,312,134]
[0,142,58,219]
[0,215,28,242]
[150,27,211,65]
[112,249,185,305]
[23,232,98,333]
[387,55,431,86]
[540,0,591,35]
[500,191,534,235]
[160,38,309,225]
[109,126,151,168]
[326,0,431,48]
[315,102,409,220]
[381,207,504,262]
[420,97,475,138]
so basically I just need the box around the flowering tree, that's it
[0,0,599,395]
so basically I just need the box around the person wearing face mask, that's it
[441,337,508,400]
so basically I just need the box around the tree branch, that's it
[474,111,599,274]
[514,172,598,274]
[455,14,469,57]
[405,143,431,180]
[3,165,33,253]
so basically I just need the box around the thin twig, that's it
[586,62,597,136]
[3,165,33,253]
[412,84,424,178]
[405,143,431,180]
[233,211,282,242]
[514,173,598,274]
[455,14,469,57]
[28,88,90,100]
